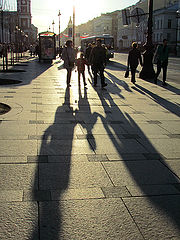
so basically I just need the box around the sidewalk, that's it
[0,54,180,239]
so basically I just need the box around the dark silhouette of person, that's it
[127,42,142,84]
[61,40,76,87]
[154,39,169,86]
[90,38,107,88]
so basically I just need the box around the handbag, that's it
[124,68,129,78]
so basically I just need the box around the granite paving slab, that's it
[39,161,113,190]
[102,160,179,186]
[0,140,37,156]
[39,199,144,240]
[123,195,180,240]
[0,202,38,240]
[0,164,38,190]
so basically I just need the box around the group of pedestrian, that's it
[127,39,169,86]
[61,38,169,89]
[61,38,107,88]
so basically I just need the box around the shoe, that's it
[102,83,107,88]
[84,82,87,86]
[162,82,167,86]
[67,84,71,87]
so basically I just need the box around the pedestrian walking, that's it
[90,38,107,88]
[61,40,76,87]
[127,42,143,84]
[154,39,169,86]
[75,52,88,87]
[85,43,92,73]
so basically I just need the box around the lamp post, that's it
[139,0,155,80]
[58,10,61,49]
[52,20,55,33]
[73,4,75,47]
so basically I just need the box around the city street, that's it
[0,52,180,240]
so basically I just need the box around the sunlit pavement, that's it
[0,53,180,239]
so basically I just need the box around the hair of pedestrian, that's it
[132,42,138,48]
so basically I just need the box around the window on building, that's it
[157,20,159,29]
[161,19,163,29]
[168,19,172,29]
[167,33,171,41]
[160,33,163,42]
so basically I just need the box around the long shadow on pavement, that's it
[30,84,97,239]
[30,87,74,239]
[133,84,180,117]
[93,85,180,236]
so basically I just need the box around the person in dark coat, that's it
[154,39,169,86]
[127,42,143,84]
[61,40,76,87]
[85,43,92,73]
[90,38,107,88]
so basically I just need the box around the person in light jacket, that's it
[62,40,76,87]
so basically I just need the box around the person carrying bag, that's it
[62,40,76,87]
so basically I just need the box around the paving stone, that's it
[39,199,143,240]
[102,160,179,186]
[106,153,147,161]
[90,138,147,154]
[0,202,38,240]
[51,187,104,200]
[23,190,51,201]
[27,155,48,163]
[87,154,109,162]
[48,154,89,163]
[38,139,94,155]
[0,190,23,202]
[39,162,113,190]
[0,164,38,190]
[139,138,180,159]
[101,186,131,198]
[123,195,180,240]
[0,140,37,156]
[126,184,180,196]
[0,156,27,164]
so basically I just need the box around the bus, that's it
[81,34,114,60]
[39,31,56,62]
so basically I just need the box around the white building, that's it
[93,14,112,35]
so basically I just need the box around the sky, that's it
[6,0,139,33]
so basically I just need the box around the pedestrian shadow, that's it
[30,87,75,239]
[94,88,180,233]
[104,70,132,93]
[30,83,98,239]
[76,79,98,151]
[106,60,127,71]
[133,84,180,117]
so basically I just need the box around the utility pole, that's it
[73,5,75,47]
[58,10,61,48]
[139,0,155,80]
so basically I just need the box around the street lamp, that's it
[58,10,61,48]
[52,20,55,33]
[139,0,155,80]
[73,4,75,47]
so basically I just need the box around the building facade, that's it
[153,2,179,54]
[17,0,31,37]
